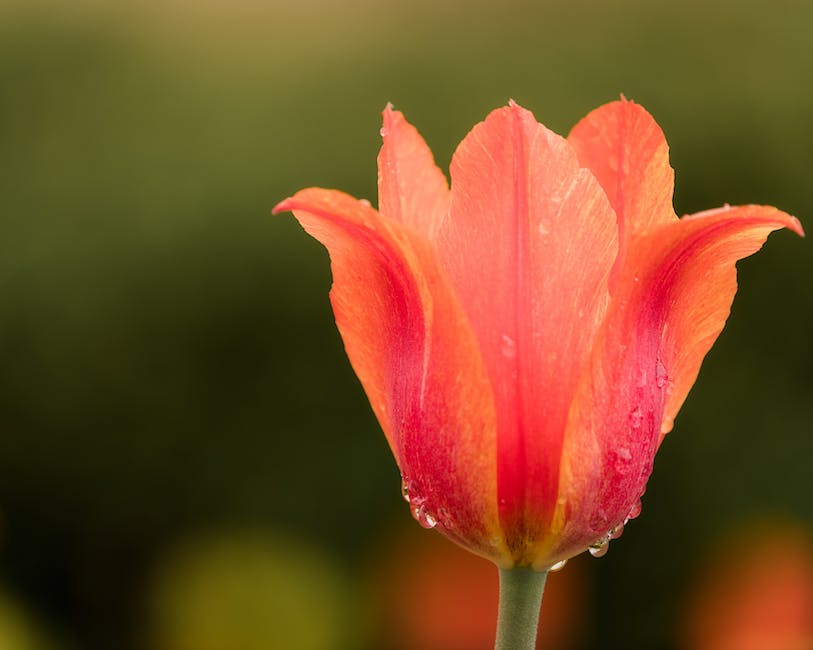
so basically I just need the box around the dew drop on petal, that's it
[412,503,437,529]
[589,537,610,558]
[626,498,643,521]
[379,127,388,137]
[612,446,633,475]
[400,477,410,502]
[609,524,625,540]
[500,334,517,358]
[549,559,568,572]
[359,198,371,207]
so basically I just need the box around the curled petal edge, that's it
[273,189,510,565]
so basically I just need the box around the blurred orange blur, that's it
[683,520,813,650]
[366,521,590,650]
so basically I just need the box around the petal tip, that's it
[380,102,402,139]
[271,197,293,215]
[789,215,805,237]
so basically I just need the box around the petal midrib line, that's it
[502,104,531,540]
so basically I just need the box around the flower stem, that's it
[494,567,548,650]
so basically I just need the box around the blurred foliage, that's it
[0,588,60,650]
[0,0,810,648]
[148,530,358,650]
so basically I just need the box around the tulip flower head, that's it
[274,99,802,572]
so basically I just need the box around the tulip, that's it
[274,99,801,647]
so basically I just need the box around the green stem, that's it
[494,567,548,650]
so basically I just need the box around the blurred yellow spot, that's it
[148,530,359,650]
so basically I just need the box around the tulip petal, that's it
[437,103,619,563]
[273,189,507,564]
[377,105,450,239]
[568,98,678,281]
[657,205,804,434]
[552,204,803,562]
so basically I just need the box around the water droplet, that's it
[589,536,610,558]
[359,198,371,207]
[633,274,640,283]
[629,407,643,429]
[411,503,437,529]
[549,559,568,572]
[500,334,517,358]
[612,446,633,474]
[656,360,668,388]
[379,126,388,137]
[437,506,453,530]
[400,477,410,502]
[609,524,625,540]
[626,498,642,521]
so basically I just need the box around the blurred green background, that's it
[0,0,811,648]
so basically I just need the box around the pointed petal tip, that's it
[273,188,364,219]
[380,103,404,139]
[790,215,805,237]
[506,98,531,113]
[685,204,804,237]
[271,197,294,215]
[382,102,396,121]
[488,99,533,123]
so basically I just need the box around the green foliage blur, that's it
[0,0,811,648]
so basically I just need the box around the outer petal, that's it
[377,105,450,240]
[436,103,619,564]
[551,205,803,564]
[568,98,678,282]
[273,189,507,564]
[658,206,804,434]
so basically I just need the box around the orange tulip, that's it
[274,99,802,570]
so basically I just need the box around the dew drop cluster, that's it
[588,497,643,559]
[401,476,439,529]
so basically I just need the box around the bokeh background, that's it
[1,0,811,648]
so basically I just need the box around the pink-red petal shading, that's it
[272,189,507,564]
[551,204,802,563]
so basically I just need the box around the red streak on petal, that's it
[276,189,505,564]
[440,104,617,563]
